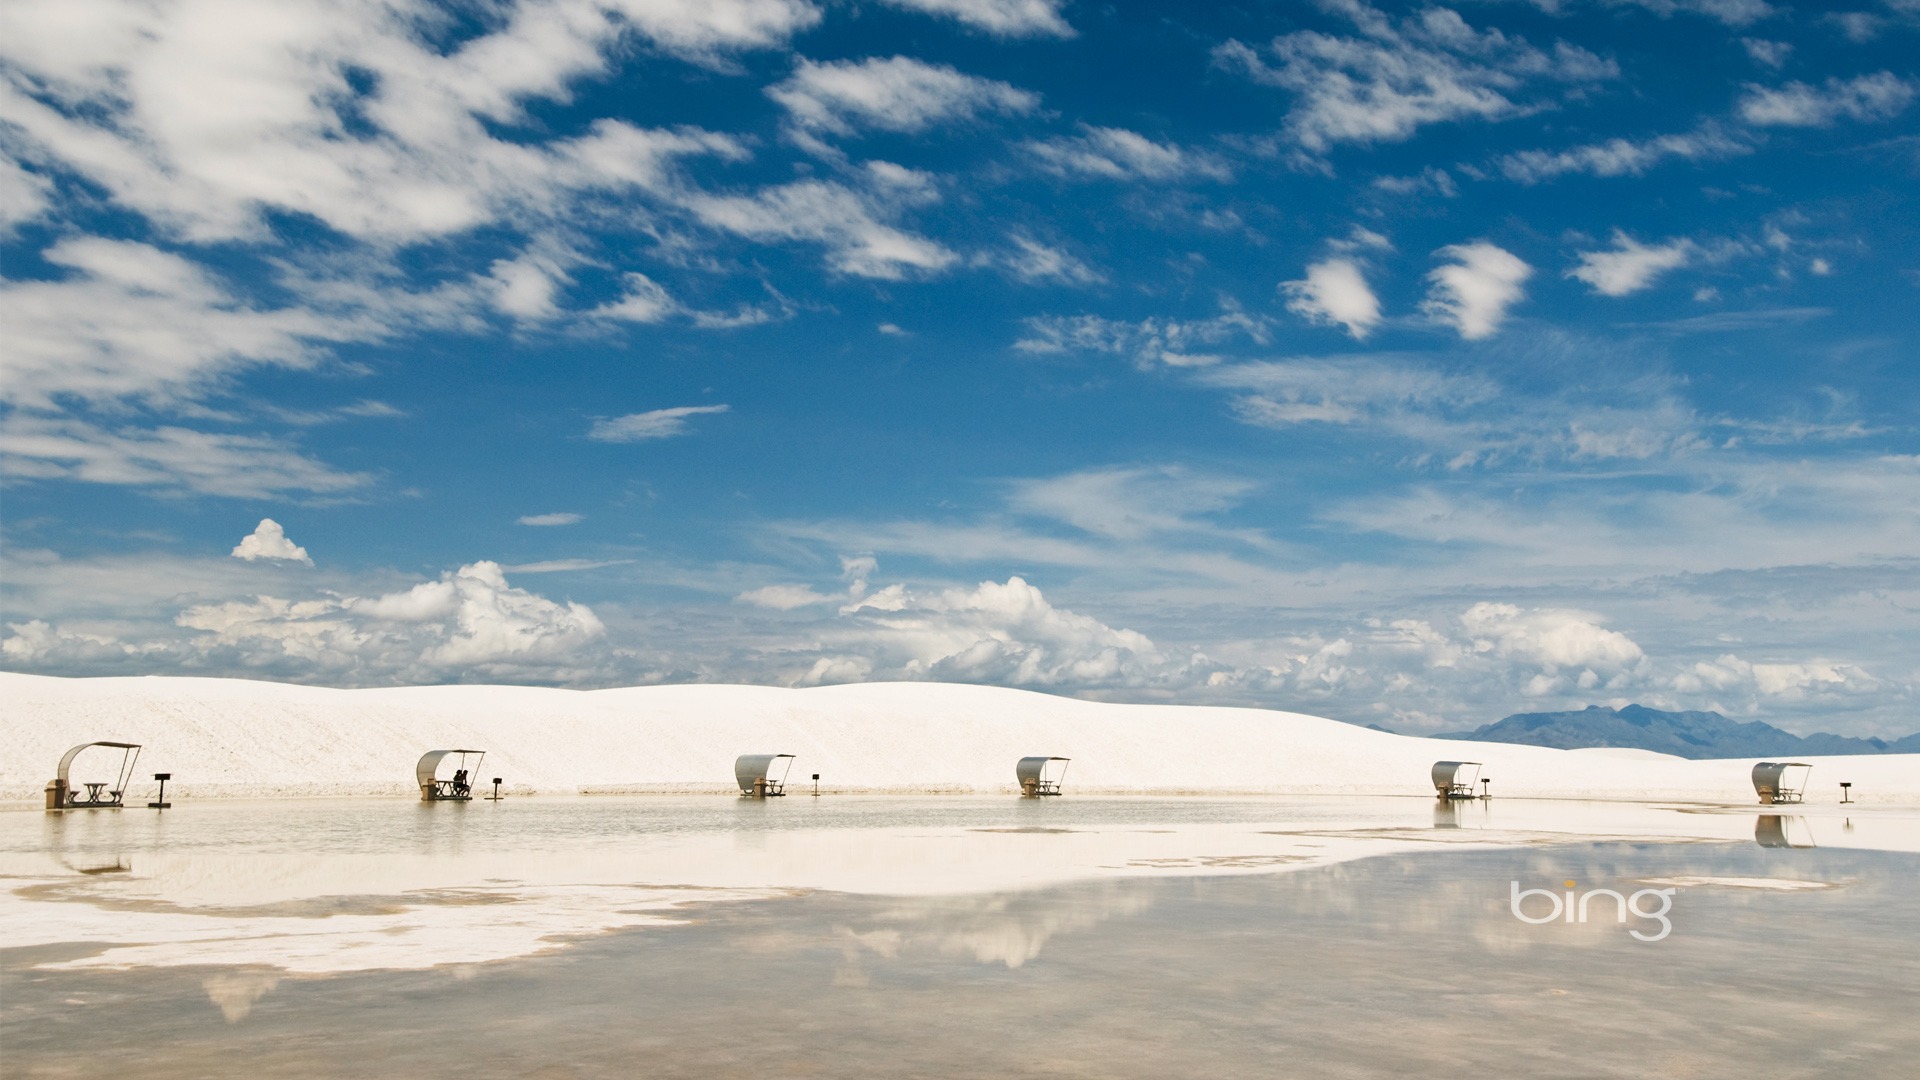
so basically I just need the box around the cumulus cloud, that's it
[1281,258,1383,339]
[176,562,603,674]
[1021,126,1231,182]
[1013,305,1270,367]
[802,576,1172,688]
[878,0,1074,38]
[1672,653,1880,699]
[1738,72,1917,127]
[1461,602,1646,672]
[1497,126,1749,183]
[1216,2,1616,152]
[1568,232,1696,296]
[769,56,1037,140]
[518,513,583,526]
[232,519,313,564]
[1422,241,1531,339]
[588,405,730,442]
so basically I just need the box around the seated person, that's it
[451,768,469,795]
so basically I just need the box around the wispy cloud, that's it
[688,176,957,280]
[769,55,1038,141]
[998,235,1105,285]
[877,0,1075,39]
[0,415,370,499]
[1216,1,1616,152]
[1739,72,1917,127]
[1567,232,1695,296]
[1497,126,1750,183]
[517,513,584,527]
[1021,125,1232,182]
[1013,306,1270,367]
[588,405,730,442]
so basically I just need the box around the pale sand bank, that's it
[5,673,1915,803]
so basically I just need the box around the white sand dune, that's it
[4,672,1914,804]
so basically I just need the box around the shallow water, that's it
[5,797,1918,1078]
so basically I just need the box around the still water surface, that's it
[4,796,1916,1078]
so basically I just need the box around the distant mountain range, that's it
[1434,704,1920,760]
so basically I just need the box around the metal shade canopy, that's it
[416,749,485,801]
[51,742,143,809]
[1016,756,1070,796]
[1752,761,1812,805]
[735,754,796,796]
[1432,760,1483,798]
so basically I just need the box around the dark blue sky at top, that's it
[2,0,1916,735]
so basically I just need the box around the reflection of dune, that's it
[854,885,1155,969]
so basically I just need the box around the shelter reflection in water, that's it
[1755,815,1817,849]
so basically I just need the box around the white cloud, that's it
[231,519,312,564]
[593,273,678,323]
[737,584,837,609]
[486,252,570,322]
[877,0,1074,38]
[1671,654,1880,699]
[1021,126,1231,182]
[500,558,633,573]
[1608,0,1776,24]
[1498,126,1749,183]
[177,561,604,672]
[1738,72,1916,127]
[588,404,730,442]
[1281,258,1383,339]
[1199,356,1497,432]
[1422,241,1531,339]
[1371,168,1458,198]
[807,576,1171,687]
[518,512,584,526]
[688,178,956,279]
[0,237,371,409]
[588,272,789,328]
[0,154,53,232]
[1507,0,1776,24]
[1460,602,1647,674]
[1740,38,1791,68]
[769,56,1037,139]
[1000,236,1104,285]
[1216,2,1616,152]
[1,619,145,664]
[1013,305,1271,367]
[1567,232,1695,296]
[0,0,788,244]
[0,415,369,498]
[1008,467,1256,541]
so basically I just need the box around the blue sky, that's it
[2,0,1917,735]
